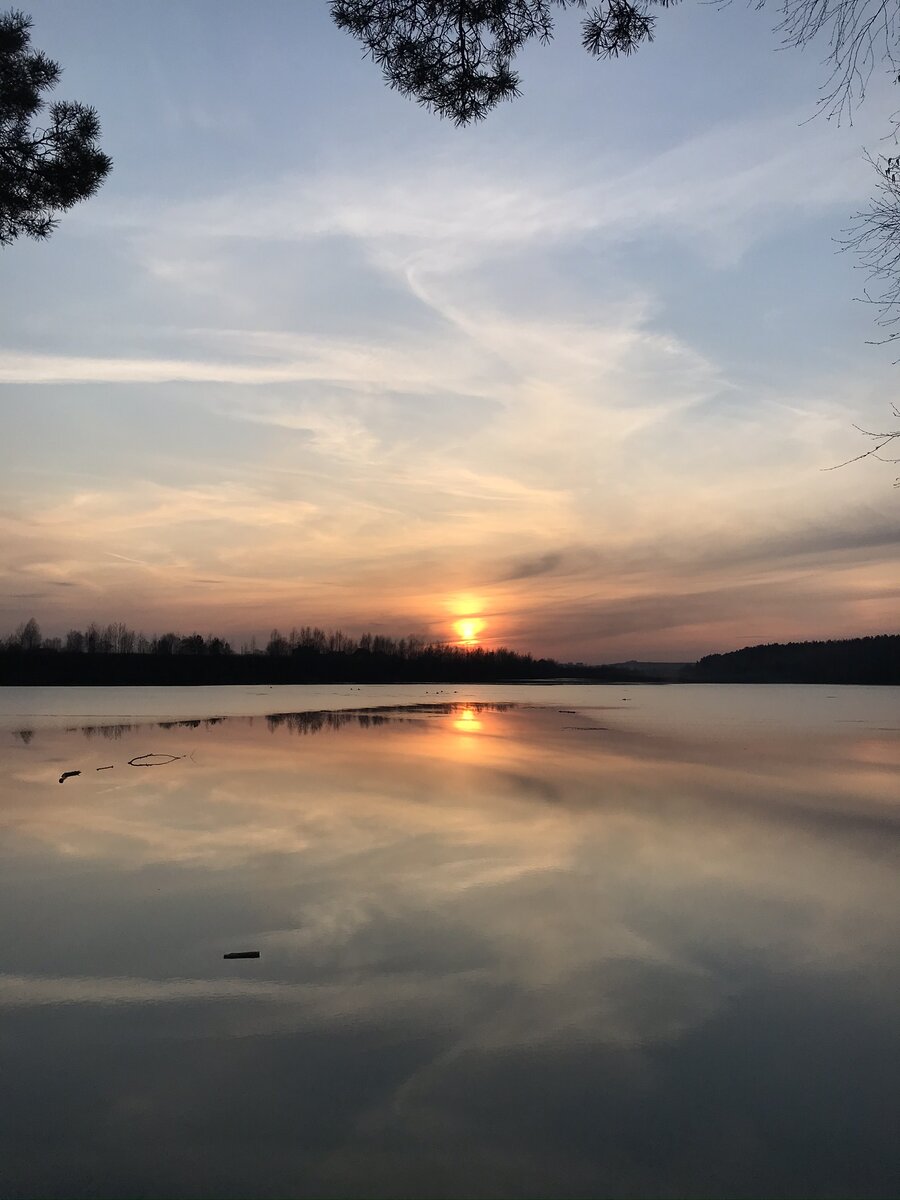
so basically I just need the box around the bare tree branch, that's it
[823,405,900,482]
[766,0,900,125]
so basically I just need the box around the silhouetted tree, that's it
[330,0,673,124]
[328,629,355,653]
[771,0,900,126]
[13,616,41,649]
[0,9,112,245]
[266,628,290,656]
[833,127,900,464]
[154,632,179,655]
[297,626,327,652]
[333,0,900,123]
[845,155,900,339]
[117,622,136,654]
[64,629,84,653]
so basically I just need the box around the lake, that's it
[1,684,898,1198]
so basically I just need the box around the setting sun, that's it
[454,617,486,645]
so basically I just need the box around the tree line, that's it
[2,617,235,657]
[0,615,646,685]
[682,634,900,685]
[2,615,535,662]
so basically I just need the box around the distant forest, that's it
[0,618,640,686]
[2,619,896,686]
[682,635,900,685]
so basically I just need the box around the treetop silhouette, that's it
[330,0,676,125]
[0,7,111,245]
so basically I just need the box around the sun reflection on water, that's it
[453,707,483,733]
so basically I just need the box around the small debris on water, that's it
[96,765,114,771]
[128,753,183,768]
[58,770,81,783]
[224,951,260,959]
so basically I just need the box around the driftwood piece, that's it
[127,753,183,768]
[58,770,81,783]
[223,951,260,959]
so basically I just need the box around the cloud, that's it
[105,105,874,264]
[497,551,565,582]
[698,509,900,572]
[3,70,896,657]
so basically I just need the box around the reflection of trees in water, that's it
[18,705,514,745]
[265,702,515,737]
[73,717,225,740]
[76,723,133,740]
[266,710,391,735]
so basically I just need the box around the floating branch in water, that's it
[127,753,184,767]
[58,770,81,783]
[223,951,260,960]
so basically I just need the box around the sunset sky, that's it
[2,0,898,661]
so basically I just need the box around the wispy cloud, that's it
[2,41,895,657]
[105,107,873,261]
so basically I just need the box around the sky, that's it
[1,0,899,662]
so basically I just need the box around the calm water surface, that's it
[1,685,898,1198]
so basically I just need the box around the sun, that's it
[454,616,485,645]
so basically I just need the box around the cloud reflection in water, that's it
[0,696,898,1198]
